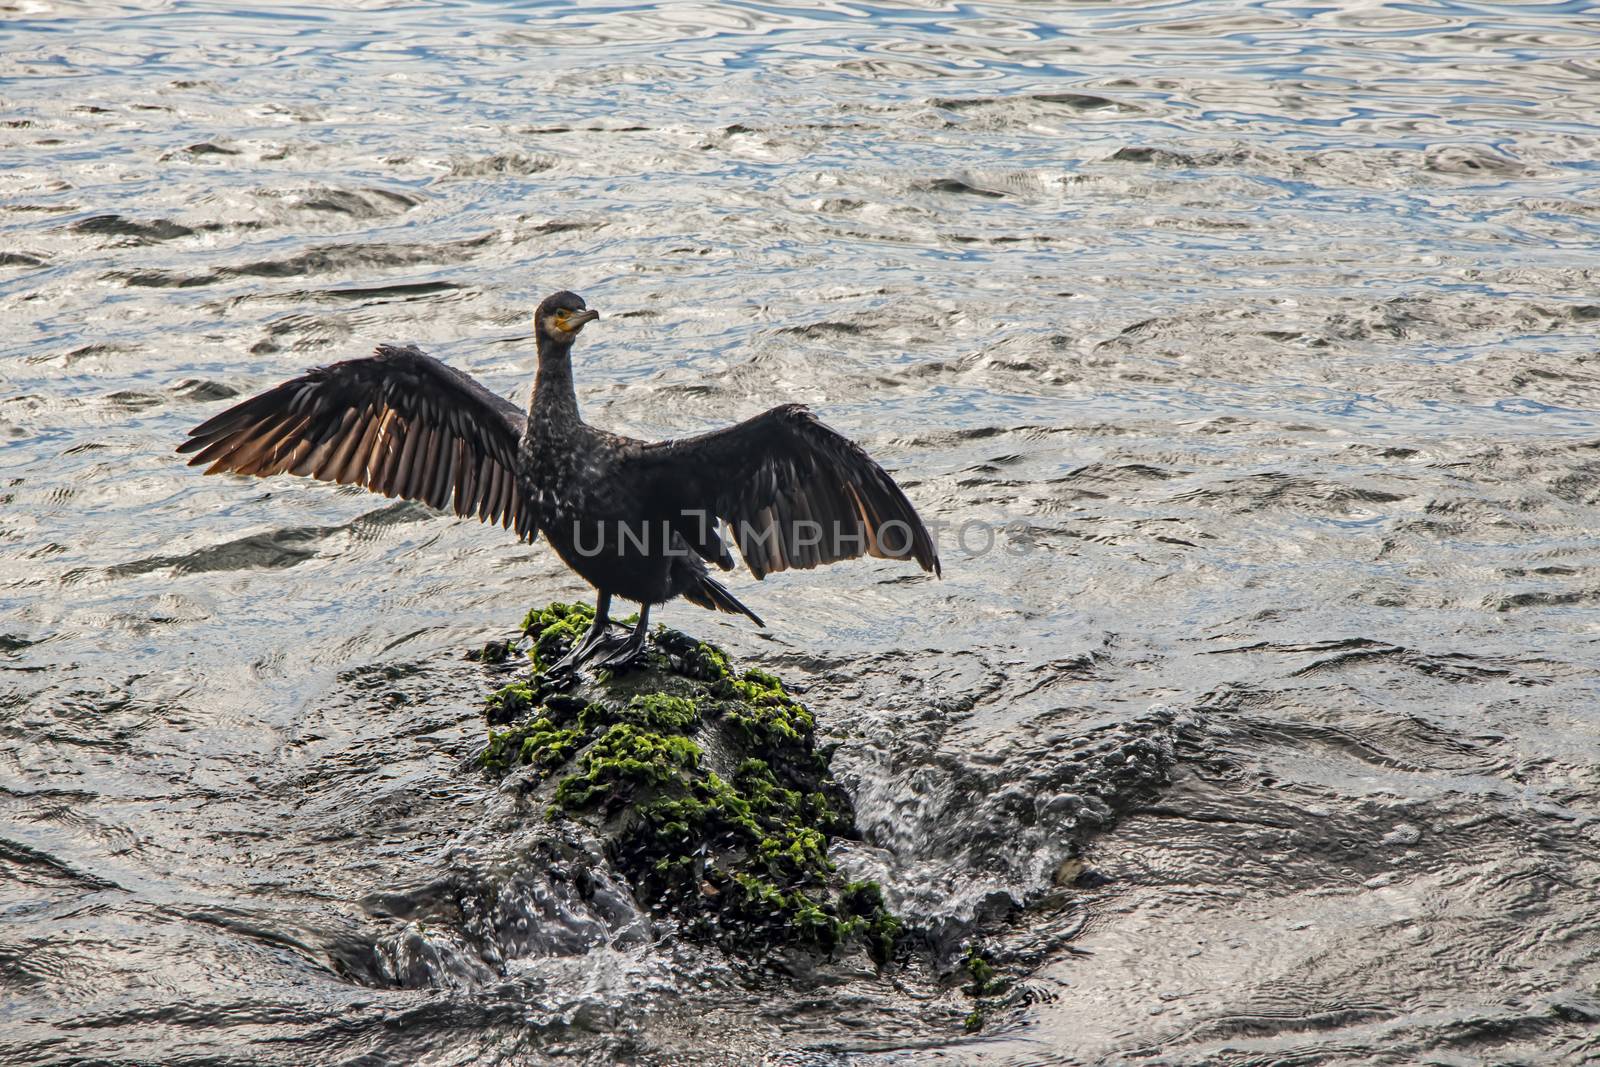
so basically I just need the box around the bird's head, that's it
[535,290,599,347]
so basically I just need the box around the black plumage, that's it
[178,290,940,672]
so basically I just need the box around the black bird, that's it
[178,291,940,672]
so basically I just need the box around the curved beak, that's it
[571,309,599,330]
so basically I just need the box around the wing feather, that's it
[177,343,535,540]
[371,409,404,491]
[631,404,939,579]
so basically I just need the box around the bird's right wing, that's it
[177,344,538,541]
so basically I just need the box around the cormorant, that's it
[178,291,940,673]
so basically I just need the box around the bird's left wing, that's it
[177,344,538,541]
[630,403,940,579]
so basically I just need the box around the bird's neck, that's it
[531,340,581,424]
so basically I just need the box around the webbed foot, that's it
[593,606,651,672]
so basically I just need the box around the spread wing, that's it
[632,404,940,579]
[177,344,537,541]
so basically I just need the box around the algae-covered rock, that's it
[478,602,900,964]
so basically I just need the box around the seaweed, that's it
[958,944,1011,1032]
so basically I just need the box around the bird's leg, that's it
[594,603,652,671]
[544,591,613,675]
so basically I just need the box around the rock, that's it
[477,602,901,966]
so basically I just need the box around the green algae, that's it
[484,677,589,726]
[477,601,902,965]
[963,946,1008,996]
[553,723,702,809]
[959,944,1010,1032]
[841,880,902,968]
[519,601,595,671]
[614,692,702,731]
[481,716,583,776]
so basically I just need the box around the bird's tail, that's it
[684,575,765,628]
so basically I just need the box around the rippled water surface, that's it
[4,1,1600,1064]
